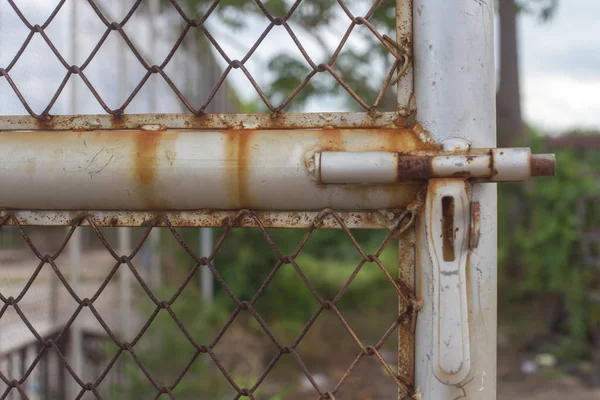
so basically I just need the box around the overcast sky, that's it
[516,0,600,133]
[0,0,598,134]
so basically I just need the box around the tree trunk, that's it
[497,0,524,147]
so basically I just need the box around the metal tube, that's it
[317,150,555,183]
[319,151,398,184]
[200,228,213,304]
[149,228,161,287]
[0,129,432,211]
[118,0,132,347]
[414,0,497,398]
[148,0,161,291]
[68,226,83,395]
[395,0,414,116]
[118,227,132,340]
[68,1,83,396]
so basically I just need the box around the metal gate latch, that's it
[314,143,556,385]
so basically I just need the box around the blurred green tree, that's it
[150,0,560,147]
[148,0,400,111]
[497,0,558,146]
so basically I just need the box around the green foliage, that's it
[109,287,234,399]
[161,0,397,111]
[498,132,599,359]
[114,226,398,397]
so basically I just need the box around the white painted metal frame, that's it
[413,0,497,398]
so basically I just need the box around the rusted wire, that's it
[0,208,419,399]
[0,0,410,118]
[1,1,418,398]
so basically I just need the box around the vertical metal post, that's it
[68,1,84,396]
[58,336,67,400]
[395,1,416,397]
[149,0,159,114]
[119,227,132,340]
[118,0,132,341]
[200,228,213,304]
[6,353,16,400]
[413,1,497,398]
[40,343,49,400]
[25,345,39,400]
[396,0,414,118]
[148,0,161,289]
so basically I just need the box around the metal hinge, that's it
[314,139,556,385]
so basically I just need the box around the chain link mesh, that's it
[0,209,419,399]
[0,0,408,117]
[1,0,419,398]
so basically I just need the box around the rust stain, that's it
[35,116,57,131]
[320,129,344,151]
[26,159,36,174]
[318,127,436,154]
[397,156,433,180]
[238,130,252,208]
[0,210,404,229]
[224,130,255,208]
[134,130,164,209]
[469,202,481,250]
[5,112,413,131]
[531,155,556,177]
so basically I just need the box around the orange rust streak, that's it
[321,129,343,151]
[237,130,252,209]
[319,127,436,152]
[382,128,435,152]
[224,130,255,208]
[134,130,163,209]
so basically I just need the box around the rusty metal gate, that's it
[0,0,554,399]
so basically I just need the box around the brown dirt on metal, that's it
[396,156,434,181]
[531,155,556,177]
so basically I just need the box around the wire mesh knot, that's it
[198,345,209,353]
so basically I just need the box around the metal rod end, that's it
[531,154,556,177]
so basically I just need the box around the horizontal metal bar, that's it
[0,128,435,211]
[0,112,407,131]
[0,210,408,229]
[316,149,556,183]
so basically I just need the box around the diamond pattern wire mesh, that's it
[0,0,408,117]
[0,208,420,399]
[1,0,418,398]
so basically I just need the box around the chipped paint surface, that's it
[0,112,409,132]
[0,209,412,230]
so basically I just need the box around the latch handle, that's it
[426,179,471,384]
